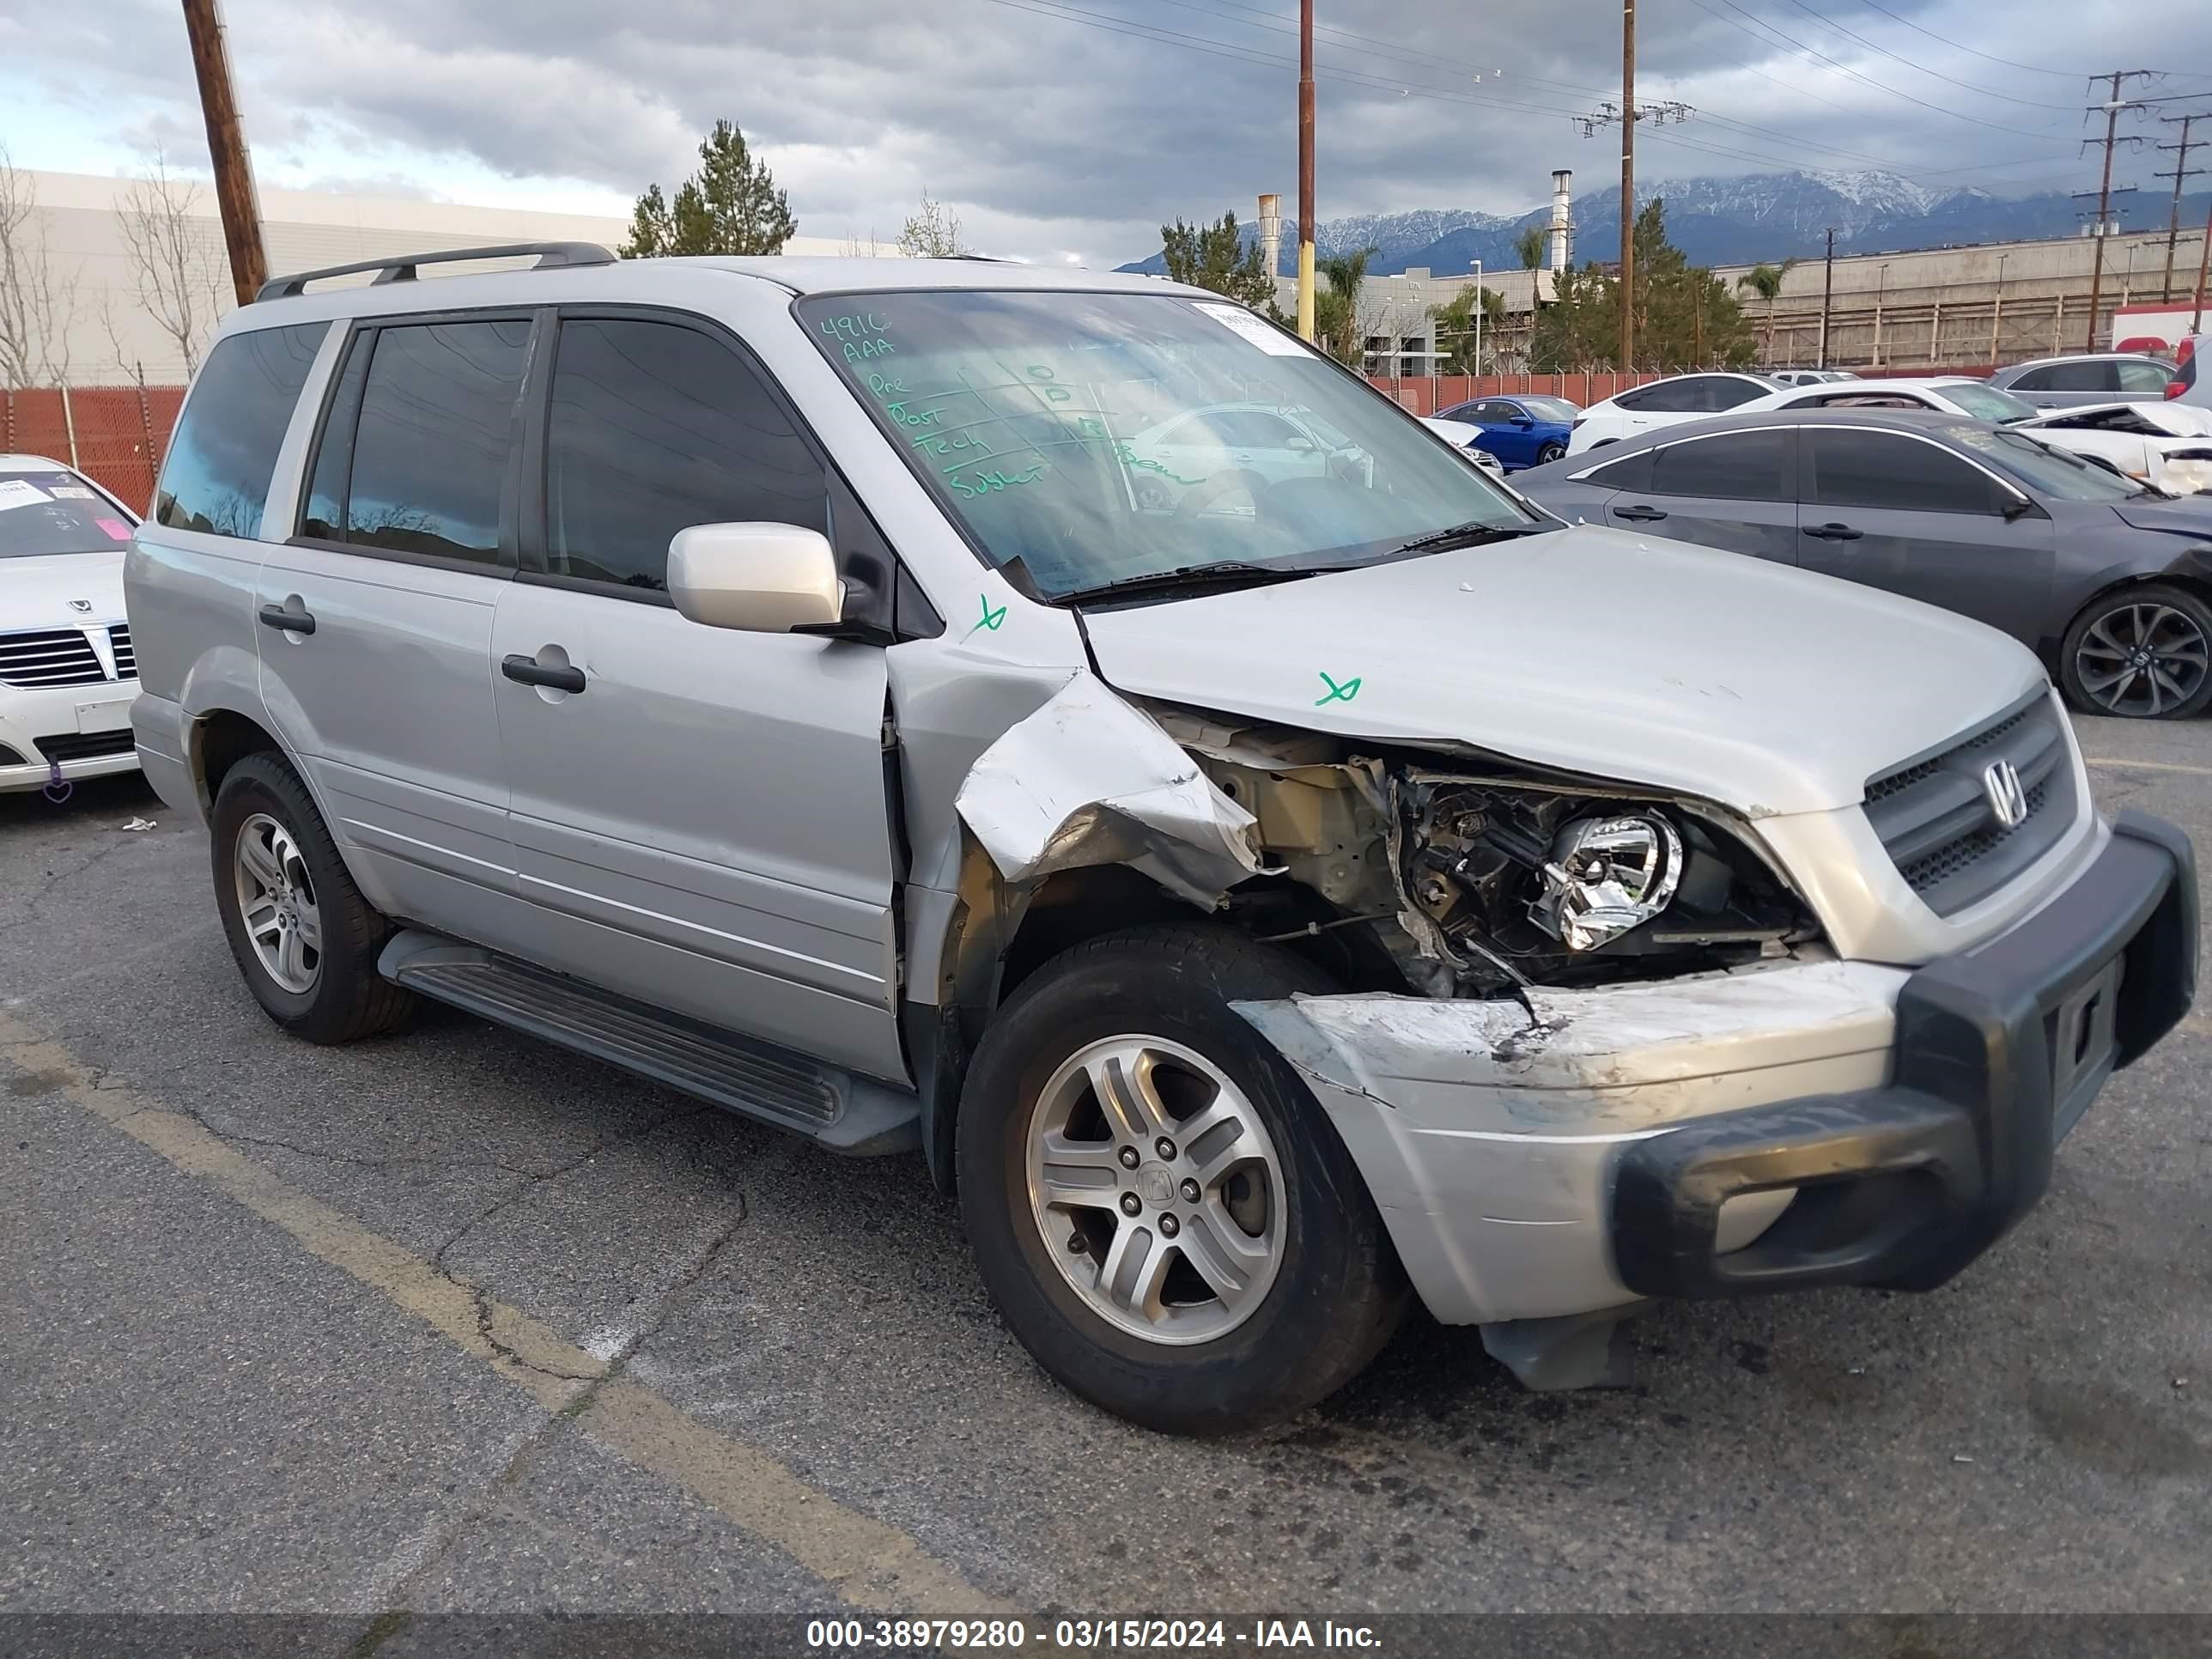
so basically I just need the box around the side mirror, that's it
[1283,434,1317,453]
[1510,415,1534,428]
[667,523,842,634]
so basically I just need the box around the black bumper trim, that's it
[1609,810,2196,1300]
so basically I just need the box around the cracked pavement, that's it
[2,714,2209,1625]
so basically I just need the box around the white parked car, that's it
[1565,372,1779,453]
[1765,368,1859,387]
[1419,416,1508,478]
[0,454,142,794]
[1735,375,2040,426]
[1121,403,1368,514]
[2014,401,2212,495]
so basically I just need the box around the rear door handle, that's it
[257,601,316,635]
[501,653,586,694]
[1613,503,1668,522]
[1802,522,1864,541]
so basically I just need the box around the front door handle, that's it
[1802,522,1864,541]
[258,601,316,635]
[502,653,586,694]
[1613,503,1668,522]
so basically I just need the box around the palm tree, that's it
[1736,259,1800,363]
[1316,246,1377,366]
[1515,226,1547,271]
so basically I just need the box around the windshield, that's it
[797,289,1539,600]
[1936,381,2038,424]
[1516,396,1578,422]
[0,470,134,559]
[1953,426,2146,501]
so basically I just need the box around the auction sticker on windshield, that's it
[0,479,54,513]
[1191,301,1309,356]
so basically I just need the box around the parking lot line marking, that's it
[0,1012,1013,1619]
[2082,757,2212,776]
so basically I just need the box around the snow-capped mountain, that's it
[1119,168,2205,276]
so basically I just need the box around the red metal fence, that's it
[1363,372,1669,416]
[1,386,185,514]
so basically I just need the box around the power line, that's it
[1835,0,2195,80]
[1765,0,2080,109]
[2157,112,2209,301]
[1681,0,2068,139]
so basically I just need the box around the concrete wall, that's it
[5,168,887,386]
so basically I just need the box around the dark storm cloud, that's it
[5,0,2205,261]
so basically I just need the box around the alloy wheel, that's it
[2074,601,2210,718]
[1025,1034,1285,1346]
[233,811,324,994]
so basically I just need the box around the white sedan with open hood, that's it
[1,455,140,795]
[2014,400,2212,495]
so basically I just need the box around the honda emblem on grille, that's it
[1983,760,2028,830]
[68,599,93,613]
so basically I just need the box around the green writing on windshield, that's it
[884,401,941,428]
[1115,443,1203,487]
[949,464,1045,499]
[915,430,997,460]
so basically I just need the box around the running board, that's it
[377,932,920,1156]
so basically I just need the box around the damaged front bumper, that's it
[1235,811,2196,1329]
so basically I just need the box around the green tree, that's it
[899,191,968,258]
[1735,258,1800,362]
[1528,199,1753,371]
[1514,226,1547,271]
[1429,283,1505,374]
[1159,212,1274,309]
[1314,246,1377,366]
[621,119,794,258]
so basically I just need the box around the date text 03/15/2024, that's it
[805,1618,1382,1650]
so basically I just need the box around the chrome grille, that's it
[0,628,106,689]
[109,623,136,679]
[1864,691,2076,917]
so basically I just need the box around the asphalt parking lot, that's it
[3,713,2208,1633]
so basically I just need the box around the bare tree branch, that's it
[896,191,967,259]
[0,144,80,388]
[113,148,229,379]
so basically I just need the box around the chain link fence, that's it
[1,386,185,514]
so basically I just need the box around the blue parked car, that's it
[1432,394,1578,470]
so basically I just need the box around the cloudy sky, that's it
[3,0,2208,263]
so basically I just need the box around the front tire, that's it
[1536,441,1567,465]
[957,927,1407,1434]
[210,752,416,1043]
[2058,584,2212,720]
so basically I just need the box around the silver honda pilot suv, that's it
[128,244,2197,1433]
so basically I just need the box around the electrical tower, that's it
[2075,71,2154,351]
[2156,112,2208,304]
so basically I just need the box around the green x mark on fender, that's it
[1315,671,1362,706]
[966,595,1008,637]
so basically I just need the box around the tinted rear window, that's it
[155,324,325,538]
[343,319,531,563]
[0,470,135,558]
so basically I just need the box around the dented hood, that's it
[1077,522,2046,817]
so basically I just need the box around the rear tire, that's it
[957,925,1407,1434]
[210,752,415,1043]
[2057,583,2212,720]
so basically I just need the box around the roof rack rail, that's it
[254,241,617,303]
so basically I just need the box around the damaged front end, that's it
[1147,709,1821,1002]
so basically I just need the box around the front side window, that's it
[1650,430,1790,501]
[1705,377,1771,410]
[543,317,829,592]
[798,291,1537,600]
[342,319,531,562]
[0,468,135,558]
[1805,429,1994,514]
[155,324,325,538]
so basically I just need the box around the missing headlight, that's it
[1391,771,1812,992]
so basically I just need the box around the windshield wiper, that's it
[1390,520,1552,556]
[1056,560,1328,606]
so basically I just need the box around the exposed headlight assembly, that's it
[1534,812,1684,951]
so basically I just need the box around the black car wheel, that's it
[1536,441,1567,465]
[2059,584,2212,720]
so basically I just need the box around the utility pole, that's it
[1819,228,1835,368]
[1296,0,1316,343]
[1620,0,1635,371]
[2194,195,2211,334]
[179,0,268,307]
[2076,70,2154,352]
[2156,112,2207,303]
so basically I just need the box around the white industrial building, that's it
[3,168,884,386]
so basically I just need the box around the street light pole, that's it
[1619,0,1636,371]
[1297,0,1316,343]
